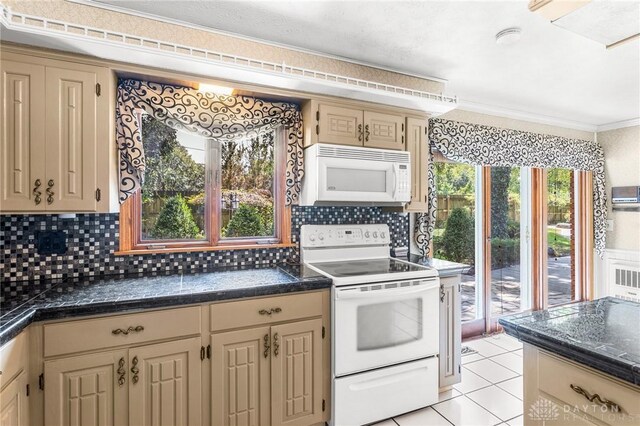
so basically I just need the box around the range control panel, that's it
[300,224,391,248]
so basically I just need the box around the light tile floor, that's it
[372,333,524,426]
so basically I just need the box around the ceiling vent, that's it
[529,0,640,49]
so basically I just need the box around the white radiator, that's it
[606,250,640,302]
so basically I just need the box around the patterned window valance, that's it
[415,118,607,257]
[116,79,304,205]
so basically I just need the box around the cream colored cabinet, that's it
[211,326,271,426]
[44,338,202,426]
[44,350,128,426]
[317,104,363,146]
[524,343,640,426]
[405,117,429,212]
[0,370,29,426]
[307,101,405,150]
[210,291,329,426]
[211,319,323,426]
[438,276,461,389]
[362,111,405,150]
[0,50,111,213]
[129,337,202,426]
[271,319,323,426]
[1,60,46,211]
[0,331,30,426]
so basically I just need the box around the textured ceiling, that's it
[91,0,640,127]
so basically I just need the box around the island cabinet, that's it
[0,330,30,426]
[524,344,640,426]
[42,306,203,426]
[209,291,330,426]
[0,48,115,214]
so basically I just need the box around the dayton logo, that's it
[529,396,560,423]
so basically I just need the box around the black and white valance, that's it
[116,79,304,205]
[415,118,607,257]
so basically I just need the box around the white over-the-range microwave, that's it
[299,144,412,206]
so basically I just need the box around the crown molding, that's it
[596,118,640,132]
[456,99,598,133]
[68,0,449,85]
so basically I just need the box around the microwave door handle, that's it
[336,282,439,299]
[391,164,397,199]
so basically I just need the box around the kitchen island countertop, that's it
[499,297,640,386]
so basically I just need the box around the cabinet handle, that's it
[358,124,363,142]
[440,284,445,303]
[33,179,42,205]
[112,325,144,335]
[117,357,126,386]
[263,333,271,358]
[46,179,55,205]
[273,332,279,357]
[570,384,621,412]
[364,124,370,142]
[258,307,282,316]
[131,356,139,384]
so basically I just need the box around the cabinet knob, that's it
[131,356,139,384]
[46,179,55,205]
[273,332,279,357]
[117,357,126,386]
[364,124,370,142]
[358,124,363,142]
[33,179,42,205]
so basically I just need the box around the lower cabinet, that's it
[0,370,29,426]
[439,275,462,389]
[44,337,201,426]
[211,318,324,426]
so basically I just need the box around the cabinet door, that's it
[317,104,363,146]
[44,350,128,426]
[128,337,201,426]
[405,117,429,211]
[363,111,405,150]
[439,277,462,388]
[45,67,98,211]
[211,327,271,426]
[0,370,29,426]
[1,60,46,211]
[271,319,323,426]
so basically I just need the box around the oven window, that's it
[357,298,423,350]
[326,168,386,192]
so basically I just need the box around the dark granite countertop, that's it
[0,264,331,346]
[499,297,640,386]
[405,254,470,277]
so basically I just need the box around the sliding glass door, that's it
[432,160,589,337]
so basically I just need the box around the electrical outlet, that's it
[606,219,614,232]
[36,230,68,255]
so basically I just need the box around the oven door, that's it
[318,157,399,203]
[333,278,439,377]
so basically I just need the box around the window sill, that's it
[114,242,296,256]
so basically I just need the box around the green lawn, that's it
[548,228,571,256]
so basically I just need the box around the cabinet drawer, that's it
[44,306,201,357]
[538,351,640,425]
[210,291,323,331]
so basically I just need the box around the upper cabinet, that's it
[1,49,115,213]
[306,100,406,150]
[405,117,429,212]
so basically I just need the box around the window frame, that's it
[118,126,292,254]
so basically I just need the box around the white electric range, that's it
[300,224,440,426]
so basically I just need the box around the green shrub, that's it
[151,195,201,239]
[441,208,475,264]
[491,238,520,269]
[507,220,520,239]
[223,203,266,238]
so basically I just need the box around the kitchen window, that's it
[119,113,290,253]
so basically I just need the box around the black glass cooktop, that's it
[309,258,427,278]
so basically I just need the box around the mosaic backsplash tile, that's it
[1,206,408,283]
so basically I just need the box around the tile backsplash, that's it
[1,206,408,282]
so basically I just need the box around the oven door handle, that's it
[336,281,438,299]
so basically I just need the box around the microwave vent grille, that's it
[317,145,409,163]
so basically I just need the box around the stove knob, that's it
[373,232,378,238]
[380,232,386,239]
[364,231,370,238]
[309,234,316,242]
[318,233,324,241]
